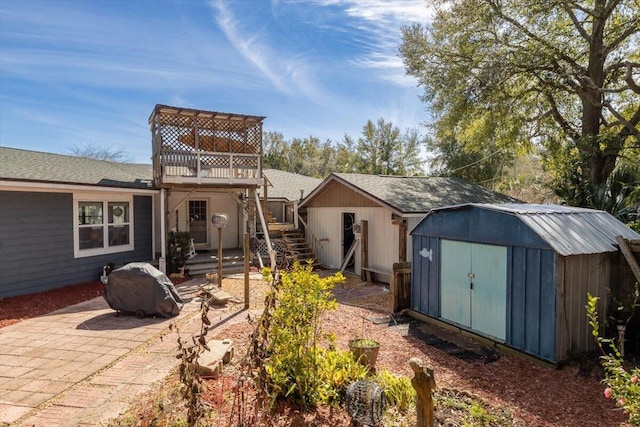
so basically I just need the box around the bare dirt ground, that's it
[0,274,630,426]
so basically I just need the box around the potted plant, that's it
[168,231,192,273]
[349,338,380,369]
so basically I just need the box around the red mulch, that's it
[0,281,105,328]
[0,277,190,329]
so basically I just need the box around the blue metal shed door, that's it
[440,240,507,340]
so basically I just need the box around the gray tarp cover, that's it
[103,262,184,318]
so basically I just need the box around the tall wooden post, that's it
[361,220,369,281]
[211,213,229,288]
[244,232,250,309]
[217,228,223,288]
[399,219,407,263]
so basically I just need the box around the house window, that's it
[75,197,134,257]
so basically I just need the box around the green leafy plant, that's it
[375,369,416,412]
[587,293,639,424]
[168,231,192,273]
[260,261,359,408]
[315,347,369,405]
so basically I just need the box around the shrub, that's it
[375,369,416,412]
[168,231,192,272]
[587,293,639,424]
[263,261,349,408]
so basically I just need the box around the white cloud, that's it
[310,0,434,86]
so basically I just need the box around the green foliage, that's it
[353,119,425,176]
[586,293,640,424]
[263,262,358,408]
[550,145,640,225]
[315,347,369,405]
[168,231,192,272]
[375,370,416,412]
[400,0,640,190]
[262,121,426,178]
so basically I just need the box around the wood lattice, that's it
[150,105,264,182]
[152,107,262,154]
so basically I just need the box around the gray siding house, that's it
[0,147,159,298]
[0,145,323,298]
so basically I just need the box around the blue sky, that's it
[0,0,433,163]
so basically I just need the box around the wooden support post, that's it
[617,235,640,284]
[393,262,412,312]
[361,220,369,281]
[410,357,436,427]
[399,219,407,263]
[244,232,250,309]
[217,228,223,288]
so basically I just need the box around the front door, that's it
[188,200,208,246]
[440,239,507,340]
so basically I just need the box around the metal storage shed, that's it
[410,203,640,364]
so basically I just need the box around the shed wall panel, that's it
[524,250,542,355]
[307,206,397,277]
[539,250,556,360]
[411,236,440,316]
[510,247,527,349]
[555,254,609,360]
[305,181,380,208]
[0,191,153,298]
[507,247,556,361]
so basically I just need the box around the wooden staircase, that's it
[280,229,317,266]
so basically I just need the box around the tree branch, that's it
[543,91,581,141]
[625,62,640,94]
[487,0,584,74]
[605,103,640,140]
[604,17,640,55]
[562,4,591,42]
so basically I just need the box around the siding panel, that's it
[0,191,153,298]
[524,249,541,355]
[510,247,527,349]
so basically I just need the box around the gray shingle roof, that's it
[474,203,640,255]
[0,147,154,189]
[303,173,516,214]
[258,169,323,202]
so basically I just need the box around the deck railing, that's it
[153,148,262,185]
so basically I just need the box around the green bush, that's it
[587,293,639,424]
[168,231,192,272]
[316,347,369,405]
[263,261,363,408]
[375,369,416,412]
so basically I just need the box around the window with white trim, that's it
[74,197,134,257]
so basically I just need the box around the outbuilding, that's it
[298,173,515,284]
[410,203,640,364]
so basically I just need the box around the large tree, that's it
[353,119,425,175]
[400,0,639,188]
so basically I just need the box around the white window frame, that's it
[73,194,135,258]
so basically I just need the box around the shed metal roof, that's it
[0,147,155,189]
[434,203,640,256]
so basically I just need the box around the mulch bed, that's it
[0,277,190,329]
[1,275,632,427]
